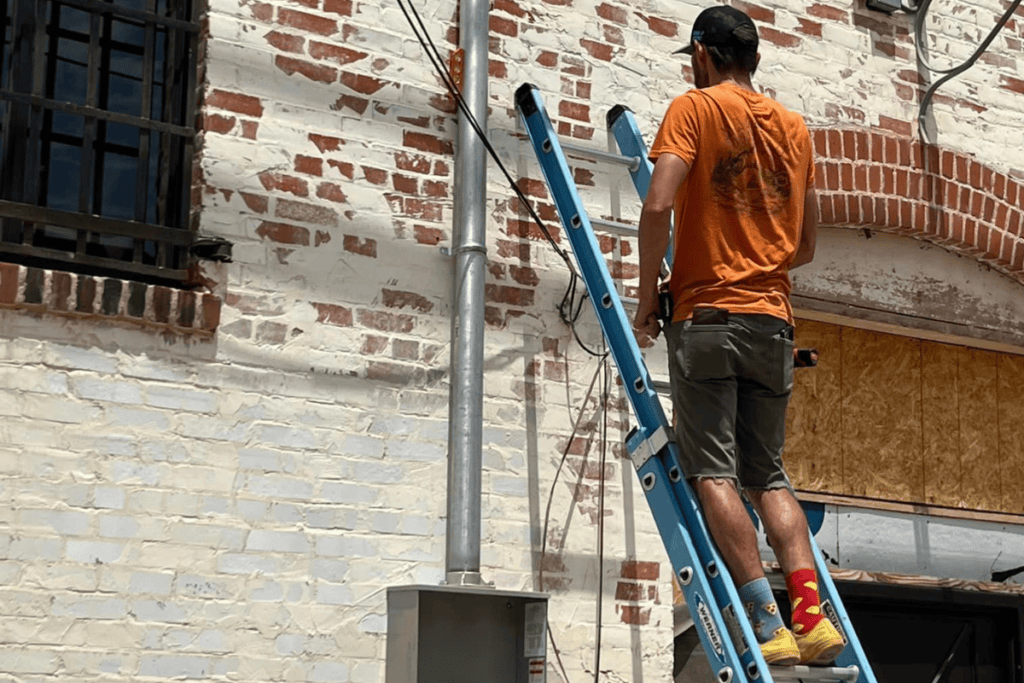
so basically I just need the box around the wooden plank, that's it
[840,327,923,501]
[997,354,1024,514]
[786,319,843,491]
[921,341,961,507]
[957,347,1001,512]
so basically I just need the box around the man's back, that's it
[648,82,814,324]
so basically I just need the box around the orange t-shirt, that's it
[648,82,814,324]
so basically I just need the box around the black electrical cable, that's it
[394,0,606,346]
[905,0,1023,139]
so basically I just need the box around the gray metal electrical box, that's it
[385,584,549,683]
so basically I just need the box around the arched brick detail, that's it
[809,128,1024,284]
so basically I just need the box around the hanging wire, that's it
[593,351,610,683]
[394,0,604,343]
[903,0,1023,142]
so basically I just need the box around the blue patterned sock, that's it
[738,577,786,644]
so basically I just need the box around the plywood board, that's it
[921,342,961,507]
[997,354,1024,514]
[841,328,923,501]
[786,320,843,491]
[957,347,1001,512]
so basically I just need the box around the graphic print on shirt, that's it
[710,146,791,217]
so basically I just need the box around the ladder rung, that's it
[769,665,860,683]
[558,141,641,171]
[590,217,637,236]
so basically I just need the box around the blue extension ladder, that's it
[514,83,877,683]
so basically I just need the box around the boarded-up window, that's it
[786,319,1024,515]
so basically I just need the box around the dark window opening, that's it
[1,0,199,286]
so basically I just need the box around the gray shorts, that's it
[664,312,795,492]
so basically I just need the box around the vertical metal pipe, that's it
[445,0,489,586]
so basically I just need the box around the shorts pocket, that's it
[683,325,733,381]
[772,334,794,394]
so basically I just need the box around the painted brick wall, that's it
[1,0,1022,681]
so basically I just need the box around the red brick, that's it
[0,262,20,304]
[718,1,765,24]
[808,3,847,21]
[332,94,369,114]
[344,235,377,257]
[278,8,337,35]
[363,167,388,185]
[339,72,387,95]
[50,271,72,311]
[251,2,274,21]
[414,225,445,245]
[382,288,433,313]
[392,173,418,194]
[485,284,535,306]
[536,51,558,67]
[200,293,222,331]
[619,605,651,625]
[489,60,508,79]
[324,0,352,16]
[620,559,658,581]
[275,55,337,83]
[643,15,677,37]
[327,159,354,179]
[276,199,338,225]
[315,230,331,247]
[207,89,264,117]
[796,17,822,37]
[615,581,643,602]
[579,38,613,61]
[264,30,305,53]
[258,171,308,197]
[317,182,348,204]
[392,339,419,361]
[558,100,590,122]
[877,115,912,137]
[402,131,453,156]
[256,220,311,246]
[358,309,414,333]
[309,41,367,65]
[394,152,431,174]
[240,121,258,139]
[295,155,323,176]
[597,3,627,23]
[853,11,893,36]
[493,0,527,17]
[313,302,353,326]
[362,334,388,354]
[202,113,236,134]
[490,14,518,37]
[1000,75,1024,95]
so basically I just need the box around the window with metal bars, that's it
[0,0,199,287]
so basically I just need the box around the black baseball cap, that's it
[674,5,758,56]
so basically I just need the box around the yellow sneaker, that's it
[761,626,800,666]
[794,618,845,665]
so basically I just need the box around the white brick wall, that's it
[2,0,1022,681]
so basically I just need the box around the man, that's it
[633,5,844,667]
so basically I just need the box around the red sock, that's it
[785,568,824,635]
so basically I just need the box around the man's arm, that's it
[790,186,818,269]
[634,152,690,344]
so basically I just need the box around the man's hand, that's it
[633,303,661,348]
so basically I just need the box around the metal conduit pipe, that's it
[445,0,489,586]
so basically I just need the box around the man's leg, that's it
[745,487,814,573]
[693,478,763,585]
[694,478,799,665]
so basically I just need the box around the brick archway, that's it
[810,128,1024,285]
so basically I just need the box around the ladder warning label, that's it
[821,600,848,645]
[524,602,547,657]
[721,604,749,656]
[694,595,724,661]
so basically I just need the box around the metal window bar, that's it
[0,0,198,286]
